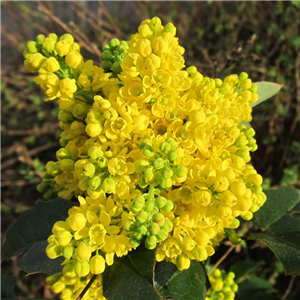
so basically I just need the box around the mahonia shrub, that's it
[23,17,265,299]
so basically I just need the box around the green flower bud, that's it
[27,41,38,53]
[165,137,177,151]
[168,151,178,161]
[82,163,95,177]
[143,166,154,178]
[156,230,168,242]
[46,243,64,259]
[164,218,173,232]
[159,177,172,189]
[102,60,112,71]
[42,37,56,52]
[245,128,255,138]
[100,177,116,193]
[240,78,252,90]
[63,260,77,277]
[163,22,176,36]
[149,222,161,235]
[102,44,110,51]
[74,242,91,262]
[55,40,70,56]
[159,141,171,153]
[173,165,188,178]
[145,235,157,250]
[138,177,148,189]
[161,167,173,179]
[186,66,197,76]
[112,61,122,74]
[43,190,58,200]
[24,53,46,72]
[75,261,90,277]
[78,176,90,191]
[37,182,48,193]
[47,162,62,176]
[149,17,162,32]
[138,139,152,149]
[235,137,246,148]
[65,51,82,68]
[63,246,74,259]
[142,145,155,157]
[212,279,224,291]
[59,33,74,45]
[59,159,74,171]
[129,237,140,248]
[90,254,106,274]
[97,157,107,169]
[109,38,120,48]
[101,50,113,61]
[124,220,135,231]
[155,196,167,208]
[139,225,148,235]
[36,34,45,45]
[130,195,145,213]
[58,111,74,123]
[144,202,154,212]
[153,158,165,170]
[236,149,250,163]
[152,213,165,227]
[89,176,101,190]
[161,200,174,212]
[48,33,58,42]
[136,210,148,224]
[239,72,248,81]
[51,281,66,293]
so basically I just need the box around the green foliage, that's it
[1,275,17,300]
[2,198,76,261]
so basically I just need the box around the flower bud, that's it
[101,50,113,60]
[65,51,82,68]
[124,219,135,231]
[48,33,58,42]
[55,230,73,246]
[159,141,171,153]
[59,111,74,123]
[67,213,86,231]
[42,57,60,72]
[142,145,155,157]
[239,72,248,81]
[143,166,154,178]
[173,165,187,178]
[149,222,161,235]
[82,163,95,177]
[90,254,106,274]
[102,60,112,71]
[240,78,252,90]
[63,260,77,277]
[161,200,174,212]
[155,196,167,208]
[59,33,74,45]
[75,261,90,277]
[46,244,64,259]
[159,177,172,189]
[163,22,176,36]
[247,174,263,186]
[176,254,190,271]
[191,245,207,261]
[145,235,157,250]
[129,237,140,248]
[89,176,101,190]
[88,146,103,160]
[149,17,162,32]
[47,162,61,176]
[42,37,56,52]
[56,40,70,56]
[136,210,148,224]
[130,195,145,213]
[74,242,91,262]
[56,148,71,160]
[24,53,46,72]
[78,176,90,191]
[37,182,48,193]
[63,246,74,259]
[161,167,173,179]
[153,158,165,170]
[51,281,65,293]
[59,159,74,171]
[27,41,38,53]
[152,213,165,227]
[86,123,102,137]
[168,151,178,161]
[36,34,45,45]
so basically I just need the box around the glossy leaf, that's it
[251,81,283,108]
[2,198,77,261]
[252,187,300,230]
[17,240,64,275]
[248,232,300,275]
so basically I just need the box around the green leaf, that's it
[102,255,161,300]
[127,243,156,284]
[251,81,283,108]
[252,187,300,230]
[17,240,64,275]
[154,261,208,300]
[1,275,17,300]
[2,198,76,261]
[269,202,300,233]
[236,277,280,300]
[248,232,300,275]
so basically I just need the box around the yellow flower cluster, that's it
[206,268,238,300]
[25,16,266,298]
[46,272,105,300]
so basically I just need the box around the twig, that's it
[76,274,97,300]
[208,245,235,276]
[282,276,295,300]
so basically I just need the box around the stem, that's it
[208,245,235,276]
[282,276,295,299]
[148,185,155,201]
[75,274,97,300]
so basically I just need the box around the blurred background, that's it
[1,1,300,299]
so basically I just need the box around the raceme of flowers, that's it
[24,17,264,299]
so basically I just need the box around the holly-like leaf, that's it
[251,81,283,108]
[102,255,161,300]
[269,202,300,233]
[248,232,300,276]
[17,240,64,275]
[2,198,77,261]
[1,275,17,300]
[252,187,300,230]
[154,261,208,300]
